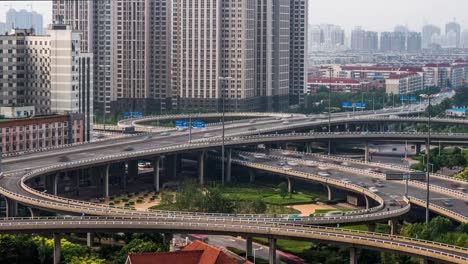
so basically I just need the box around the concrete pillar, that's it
[364,141,369,163]
[349,247,357,264]
[389,219,398,236]
[102,164,110,198]
[86,233,93,247]
[306,142,312,153]
[268,238,277,264]
[165,155,177,178]
[6,198,18,218]
[245,237,253,260]
[416,144,422,155]
[367,223,376,232]
[45,173,58,195]
[248,169,255,183]
[53,233,61,264]
[326,185,333,200]
[128,160,139,181]
[121,173,127,192]
[198,152,206,185]
[364,195,370,209]
[75,169,81,195]
[265,144,271,155]
[287,177,292,193]
[153,157,161,192]
[226,149,232,183]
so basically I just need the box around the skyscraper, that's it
[351,27,377,51]
[446,21,461,48]
[380,32,392,52]
[5,8,44,35]
[53,0,172,114]
[461,30,468,49]
[406,32,422,52]
[422,24,441,49]
[289,0,308,106]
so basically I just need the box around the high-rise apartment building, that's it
[446,21,461,48]
[5,9,44,35]
[461,30,468,49]
[53,0,172,115]
[289,0,308,106]
[380,32,392,52]
[422,24,440,49]
[0,25,93,141]
[351,27,377,51]
[406,32,422,52]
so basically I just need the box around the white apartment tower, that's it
[53,0,171,114]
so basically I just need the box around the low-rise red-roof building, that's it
[125,241,252,264]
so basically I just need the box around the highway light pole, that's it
[219,77,232,185]
[328,68,333,156]
[420,93,436,224]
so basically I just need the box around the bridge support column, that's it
[268,238,277,264]
[389,219,398,236]
[287,177,292,193]
[248,169,255,183]
[153,157,161,192]
[265,144,271,155]
[326,185,333,200]
[245,237,253,260]
[53,233,61,264]
[226,149,232,184]
[46,173,58,195]
[6,198,18,218]
[198,151,206,185]
[419,258,428,264]
[416,144,422,155]
[75,169,82,195]
[102,164,110,198]
[349,247,357,264]
[364,195,370,209]
[306,142,312,153]
[364,141,369,163]
[366,223,376,232]
[128,160,139,181]
[86,233,93,247]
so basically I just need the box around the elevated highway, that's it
[0,216,466,264]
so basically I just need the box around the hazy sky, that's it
[1,0,467,33]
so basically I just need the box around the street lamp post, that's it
[219,77,233,185]
[328,68,333,155]
[420,93,436,224]
[253,246,263,264]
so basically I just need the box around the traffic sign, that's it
[400,95,408,101]
[133,112,143,118]
[355,103,366,109]
[123,112,131,118]
[192,121,206,128]
[341,102,353,108]
[386,172,426,181]
[175,120,188,128]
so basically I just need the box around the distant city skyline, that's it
[1,0,467,33]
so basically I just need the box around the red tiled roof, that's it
[424,63,451,67]
[127,251,203,264]
[126,241,251,264]
[388,72,420,79]
[308,77,360,84]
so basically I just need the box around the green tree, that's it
[68,255,106,264]
[160,192,174,205]
[251,199,267,214]
[278,182,288,199]
[203,186,234,213]
[0,234,40,264]
[114,238,163,264]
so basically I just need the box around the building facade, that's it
[385,73,423,94]
[0,114,85,154]
[0,26,93,141]
[53,0,172,115]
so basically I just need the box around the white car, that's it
[318,172,330,177]
[305,161,316,167]
[254,153,267,159]
[369,187,379,193]
[318,166,328,171]
[341,162,351,167]
[287,161,299,166]
[341,179,352,184]
[282,166,292,171]
[204,133,213,138]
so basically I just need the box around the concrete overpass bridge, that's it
[0,107,466,263]
[0,216,467,264]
